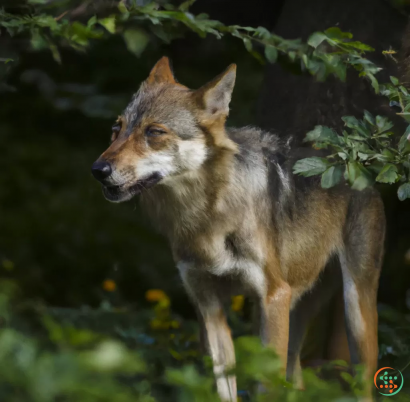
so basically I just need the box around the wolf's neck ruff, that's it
[139,132,247,240]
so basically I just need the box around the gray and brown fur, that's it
[91,57,385,401]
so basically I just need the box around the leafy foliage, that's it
[293,109,410,196]
[293,106,410,198]
[1,0,378,89]
[0,280,409,401]
[290,36,410,200]
[3,282,409,402]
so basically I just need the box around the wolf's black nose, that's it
[91,161,112,181]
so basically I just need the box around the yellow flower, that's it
[145,289,169,303]
[102,279,116,292]
[231,295,244,312]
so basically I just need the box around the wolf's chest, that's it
[175,232,267,297]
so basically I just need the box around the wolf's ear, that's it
[196,64,236,116]
[147,57,176,84]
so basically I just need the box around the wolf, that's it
[91,57,385,401]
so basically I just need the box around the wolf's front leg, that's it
[178,266,237,402]
[258,283,292,371]
[197,304,237,401]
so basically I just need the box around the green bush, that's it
[0,281,409,402]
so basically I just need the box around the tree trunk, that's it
[257,0,408,140]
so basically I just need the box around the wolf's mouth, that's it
[102,172,163,202]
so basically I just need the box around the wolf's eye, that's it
[111,123,121,142]
[146,126,166,137]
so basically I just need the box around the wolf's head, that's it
[91,57,237,202]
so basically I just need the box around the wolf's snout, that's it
[91,160,112,182]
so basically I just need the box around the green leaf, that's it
[324,27,353,40]
[341,116,370,137]
[118,1,129,14]
[398,125,410,153]
[150,25,183,43]
[346,162,373,190]
[99,17,116,34]
[342,41,374,51]
[264,45,278,63]
[375,164,399,183]
[319,53,346,81]
[307,59,327,81]
[398,183,410,201]
[49,43,61,64]
[70,21,102,46]
[348,135,367,141]
[123,28,149,57]
[375,149,396,163]
[255,26,271,39]
[341,115,360,128]
[31,30,48,50]
[304,125,342,146]
[400,85,409,95]
[249,50,265,65]
[340,372,354,384]
[363,110,375,125]
[333,61,347,81]
[367,161,385,175]
[379,84,392,97]
[338,152,348,160]
[178,0,196,11]
[357,151,374,160]
[87,16,97,28]
[293,157,330,177]
[321,165,343,188]
[307,32,327,48]
[376,115,394,133]
[367,73,379,94]
[243,38,252,52]
[349,57,382,75]
[390,76,399,86]
[35,15,58,30]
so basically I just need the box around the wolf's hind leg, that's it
[287,262,341,388]
[339,251,379,400]
[339,193,385,400]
